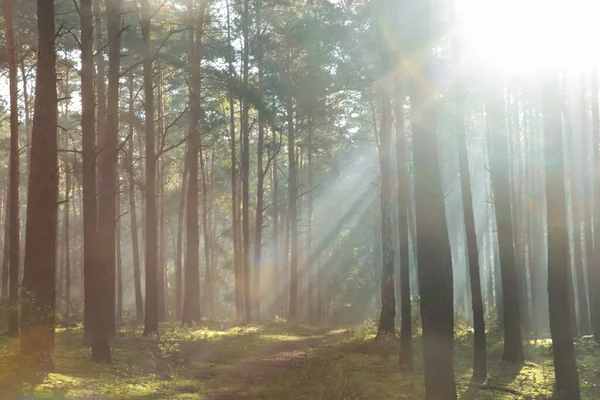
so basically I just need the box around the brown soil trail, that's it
[202,330,336,400]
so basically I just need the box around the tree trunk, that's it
[20,0,58,369]
[410,3,456,396]
[286,49,299,321]
[487,89,524,363]
[2,193,9,298]
[157,69,166,322]
[116,176,123,325]
[182,0,207,325]
[127,75,144,322]
[395,80,412,369]
[175,151,188,320]
[455,78,486,379]
[4,0,20,338]
[200,146,212,318]
[225,0,243,321]
[64,165,71,321]
[543,71,581,400]
[81,0,97,343]
[241,0,252,323]
[376,91,396,336]
[141,0,159,335]
[93,0,107,223]
[591,68,600,341]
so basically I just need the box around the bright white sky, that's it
[456,0,600,74]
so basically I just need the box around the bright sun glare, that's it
[456,0,600,74]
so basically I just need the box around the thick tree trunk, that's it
[20,0,58,368]
[2,194,9,298]
[410,2,456,396]
[141,0,159,335]
[543,71,581,400]
[127,75,144,322]
[487,89,524,363]
[93,0,107,220]
[4,0,20,338]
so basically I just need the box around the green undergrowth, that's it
[0,321,324,399]
[0,320,599,399]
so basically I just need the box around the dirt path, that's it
[203,332,333,400]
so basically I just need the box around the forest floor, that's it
[1,320,600,399]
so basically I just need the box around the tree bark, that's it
[376,91,396,336]
[4,0,20,338]
[286,49,298,321]
[127,75,144,322]
[175,150,188,320]
[20,0,58,369]
[543,70,581,400]
[64,165,71,321]
[395,81,412,369]
[487,89,524,363]
[591,69,600,341]
[141,0,159,335]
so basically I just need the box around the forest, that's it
[0,0,599,399]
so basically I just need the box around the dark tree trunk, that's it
[286,49,298,321]
[81,0,97,342]
[20,0,58,369]
[116,179,123,325]
[93,0,120,359]
[376,91,396,336]
[141,0,159,335]
[543,71,581,400]
[93,0,106,221]
[487,89,524,363]
[455,79,486,379]
[127,75,144,322]
[410,1,456,395]
[4,0,20,338]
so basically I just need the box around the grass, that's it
[0,320,599,399]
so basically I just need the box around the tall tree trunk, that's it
[127,75,144,322]
[226,0,243,321]
[286,49,298,321]
[81,0,97,342]
[157,68,166,322]
[4,0,20,338]
[20,0,58,368]
[93,0,107,221]
[182,0,207,325]
[455,74,486,378]
[200,146,211,318]
[271,130,279,318]
[241,0,252,323]
[543,71,581,400]
[410,2,456,396]
[395,80,412,369]
[141,0,159,335]
[487,89,524,363]
[376,90,396,336]
[116,177,123,325]
[253,0,265,321]
[591,68,600,340]
[306,126,314,324]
